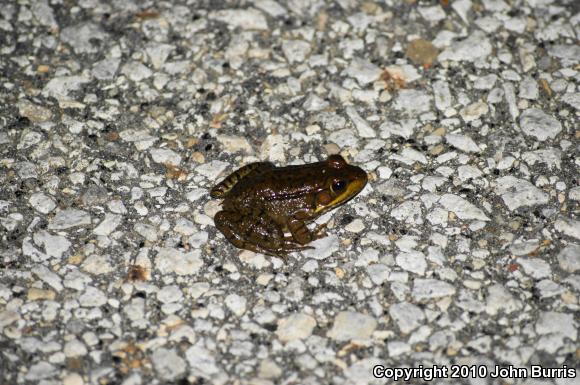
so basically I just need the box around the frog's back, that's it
[226,162,327,206]
[210,162,274,199]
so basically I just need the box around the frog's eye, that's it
[331,179,347,193]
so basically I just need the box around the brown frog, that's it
[210,154,368,256]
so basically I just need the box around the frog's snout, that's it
[348,167,368,195]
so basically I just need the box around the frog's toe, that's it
[282,242,314,252]
[313,231,328,240]
[314,222,328,231]
[312,223,329,240]
[248,241,313,257]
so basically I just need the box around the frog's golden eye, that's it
[331,179,347,194]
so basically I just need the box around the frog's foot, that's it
[251,239,313,257]
[241,243,292,257]
[312,222,328,240]
[286,223,327,242]
[282,242,314,252]
[236,243,312,258]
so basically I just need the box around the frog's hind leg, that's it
[210,162,274,198]
[214,210,257,252]
[214,210,293,256]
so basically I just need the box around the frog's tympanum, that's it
[210,154,368,256]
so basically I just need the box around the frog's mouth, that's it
[315,177,367,214]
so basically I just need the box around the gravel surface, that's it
[1,1,579,384]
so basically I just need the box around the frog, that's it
[210,154,368,256]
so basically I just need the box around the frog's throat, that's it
[314,179,365,213]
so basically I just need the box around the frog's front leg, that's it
[286,217,328,245]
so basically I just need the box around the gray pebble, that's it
[518,258,552,279]
[439,194,489,221]
[519,108,563,141]
[445,133,481,153]
[60,23,108,53]
[494,176,549,210]
[48,209,91,230]
[33,231,71,259]
[412,279,456,301]
[389,302,425,334]
[156,248,203,276]
[151,348,186,381]
[557,244,580,273]
[327,311,377,341]
[276,313,316,342]
[394,90,433,114]
[150,148,181,166]
[25,362,57,381]
[396,251,427,276]
[78,286,107,307]
[438,31,492,62]
[32,265,63,292]
[157,285,183,304]
[29,192,56,214]
[93,214,122,236]
[342,58,382,86]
